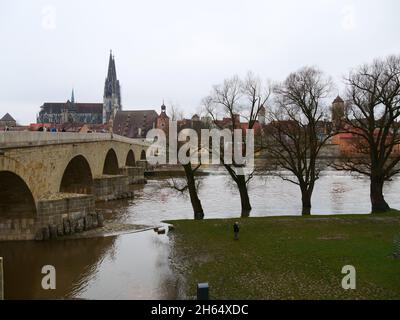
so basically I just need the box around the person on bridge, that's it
[233,222,239,240]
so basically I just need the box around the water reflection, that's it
[72,232,178,300]
[0,231,177,300]
[1,171,400,299]
[0,237,115,299]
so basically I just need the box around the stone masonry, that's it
[0,194,104,241]
[93,175,133,201]
[0,132,150,241]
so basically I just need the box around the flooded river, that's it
[1,171,400,299]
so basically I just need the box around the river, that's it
[1,171,400,299]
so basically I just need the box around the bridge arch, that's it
[126,150,136,166]
[0,171,36,217]
[140,150,147,160]
[103,148,119,175]
[60,155,93,194]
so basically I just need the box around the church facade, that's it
[37,51,122,126]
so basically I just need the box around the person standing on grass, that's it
[233,222,239,240]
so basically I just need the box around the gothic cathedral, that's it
[103,51,122,124]
[37,51,122,126]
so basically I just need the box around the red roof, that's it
[334,132,354,139]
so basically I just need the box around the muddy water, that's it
[1,171,400,299]
[0,230,177,300]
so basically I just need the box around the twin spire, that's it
[103,49,122,123]
[107,50,117,82]
[104,50,120,98]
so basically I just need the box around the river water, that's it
[1,171,400,299]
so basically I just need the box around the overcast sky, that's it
[0,0,399,124]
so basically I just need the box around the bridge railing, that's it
[0,132,150,148]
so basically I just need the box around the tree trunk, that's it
[301,187,312,216]
[370,176,390,213]
[237,175,252,217]
[183,164,204,220]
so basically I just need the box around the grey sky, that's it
[1,0,399,124]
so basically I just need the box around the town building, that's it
[113,109,158,138]
[0,113,17,128]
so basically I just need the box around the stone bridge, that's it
[0,132,151,241]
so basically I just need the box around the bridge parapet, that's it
[0,132,151,149]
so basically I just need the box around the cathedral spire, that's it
[71,88,75,104]
[107,50,115,80]
[103,50,122,124]
[112,55,117,80]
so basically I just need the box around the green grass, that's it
[166,212,400,300]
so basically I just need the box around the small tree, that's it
[266,67,333,215]
[333,55,400,213]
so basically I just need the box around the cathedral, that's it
[103,51,122,123]
[36,51,170,138]
[37,51,122,125]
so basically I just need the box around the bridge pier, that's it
[93,175,133,202]
[0,217,36,241]
[136,160,152,171]
[119,166,146,185]
[35,194,102,240]
[0,174,138,241]
[0,193,104,241]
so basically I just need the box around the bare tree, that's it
[168,125,206,220]
[333,55,400,213]
[168,104,185,121]
[165,102,203,218]
[204,72,270,216]
[266,66,333,215]
[169,162,204,220]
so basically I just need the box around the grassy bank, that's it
[166,212,400,299]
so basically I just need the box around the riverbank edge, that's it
[57,223,160,240]
[165,211,400,300]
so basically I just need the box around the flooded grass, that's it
[167,212,400,299]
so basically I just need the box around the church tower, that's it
[103,50,122,124]
[156,101,170,135]
[332,95,345,130]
